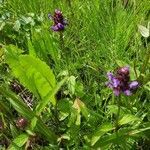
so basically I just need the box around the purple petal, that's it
[51,25,59,31]
[129,81,139,90]
[106,82,113,89]
[107,72,114,81]
[122,66,129,72]
[55,9,62,15]
[112,78,120,88]
[57,23,64,30]
[117,66,130,75]
[113,89,120,96]
[123,89,132,96]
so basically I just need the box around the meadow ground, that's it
[0,0,150,149]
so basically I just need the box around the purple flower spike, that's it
[129,81,139,90]
[106,66,139,96]
[51,25,59,31]
[112,78,120,88]
[117,66,129,76]
[51,23,64,31]
[48,9,67,32]
[114,89,120,96]
[107,72,113,81]
[123,89,132,96]
[55,9,62,15]
[57,23,64,30]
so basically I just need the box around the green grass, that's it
[0,0,150,149]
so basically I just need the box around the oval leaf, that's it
[119,114,140,126]
[138,25,149,38]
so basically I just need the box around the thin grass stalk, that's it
[139,38,150,83]
[59,31,65,50]
[115,96,121,147]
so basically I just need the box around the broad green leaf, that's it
[107,105,118,115]
[59,112,69,121]
[76,113,81,126]
[91,123,114,146]
[93,128,129,148]
[19,55,56,89]
[30,117,38,130]
[107,105,132,117]
[6,45,23,56]
[58,99,72,121]
[28,40,36,57]
[13,134,29,147]
[35,77,68,115]
[21,16,35,25]
[13,20,21,31]
[75,82,84,97]
[26,129,35,136]
[6,46,56,106]
[57,99,72,113]
[8,144,20,150]
[80,104,90,120]
[10,124,19,138]
[68,99,90,126]
[0,22,5,31]
[118,114,140,126]
[74,98,90,120]
[93,125,150,148]
[67,76,76,95]
[9,134,29,150]
[68,108,78,127]
[138,25,149,38]
[31,30,59,64]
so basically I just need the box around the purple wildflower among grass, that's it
[48,9,67,32]
[106,66,139,96]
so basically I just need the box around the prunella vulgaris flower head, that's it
[106,66,139,96]
[48,9,67,32]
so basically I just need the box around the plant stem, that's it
[115,96,121,147]
[139,38,150,83]
[115,96,121,131]
[54,102,60,135]
[59,31,64,50]
[66,0,71,8]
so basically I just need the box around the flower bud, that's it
[117,66,129,76]
[48,9,67,32]
[16,117,28,129]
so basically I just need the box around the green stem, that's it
[54,102,60,135]
[139,39,150,83]
[59,31,64,50]
[66,0,71,8]
[115,96,121,147]
[115,96,121,131]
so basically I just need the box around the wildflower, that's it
[16,117,28,129]
[48,9,67,32]
[106,66,139,96]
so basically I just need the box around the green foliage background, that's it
[0,0,150,149]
